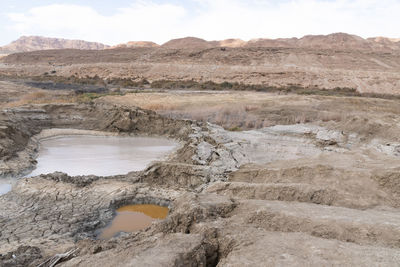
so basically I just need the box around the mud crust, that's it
[1,102,400,266]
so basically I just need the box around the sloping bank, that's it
[0,102,241,266]
[2,102,400,266]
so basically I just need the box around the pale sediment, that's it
[1,102,400,266]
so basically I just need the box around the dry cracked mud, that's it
[1,90,400,266]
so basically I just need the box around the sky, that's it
[1,0,400,46]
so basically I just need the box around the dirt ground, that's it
[1,80,400,266]
[99,90,400,141]
[2,45,400,94]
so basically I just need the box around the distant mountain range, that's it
[0,36,109,54]
[1,33,400,54]
[160,33,400,51]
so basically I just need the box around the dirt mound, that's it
[161,37,217,49]
[297,33,372,50]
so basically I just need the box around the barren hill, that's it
[161,37,218,49]
[1,33,400,94]
[111,41,159,49]
[2,33,400,54]
[246,33,400,51]
[157,33,400,51]
[217,39,247,48]
[0,36,109,54]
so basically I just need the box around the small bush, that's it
[10,73,400,101]
[228,126,243,132]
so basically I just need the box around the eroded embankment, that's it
[1,102,400,266]
[0,102,193,178]
[2,46,400,94]
[0,102,240,265]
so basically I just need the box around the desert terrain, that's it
[1,33,400,95]
[1,33,400,266]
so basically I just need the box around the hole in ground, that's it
[98,204,169,239]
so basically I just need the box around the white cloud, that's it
[5,0,400,45]
[6,2,187,45]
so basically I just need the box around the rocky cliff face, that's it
[0,36,109,54]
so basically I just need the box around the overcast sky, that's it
[1,0,400,46]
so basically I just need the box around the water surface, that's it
[28,135,178,177]
[0,182,12,196]
[100,204,169,239]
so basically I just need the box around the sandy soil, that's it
[1,46,400,94]
[1,79,400,265]
[99,90,400,142]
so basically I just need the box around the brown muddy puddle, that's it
[99,204,169,239]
